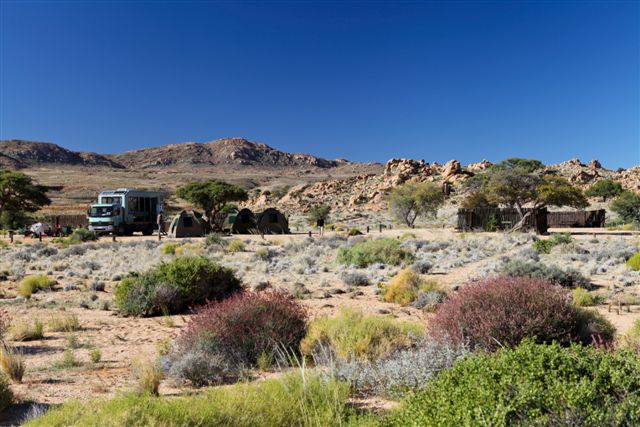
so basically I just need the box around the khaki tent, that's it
[231,208,257,234]
[256,208,290,234]
[168,210,207,238]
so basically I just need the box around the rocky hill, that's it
[0,140,123,169]
[0,138,354,170]
[251,157,640,214]
[110,138,349,169]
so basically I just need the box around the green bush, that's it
[26,372,354,427]
[572,287,604,307]
[385,341,640,426]
[114,256,242,316]
[501,259,590,288]
[627,252,640,271]
[18,275,55,298]
[204,233,226,248]
[336,238,414,267]
[611,191,640,224]
[301,309,424,361]
[532,233,573,254]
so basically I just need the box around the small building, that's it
[457,208,548,234]
[168,210,207,238]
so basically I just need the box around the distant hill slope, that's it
[110,137,349,169]
[0,138,353,170]
[0,140,124,169]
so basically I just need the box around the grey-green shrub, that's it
[114,256,242,316]
[501,259,590,288]
[337,238,414,267]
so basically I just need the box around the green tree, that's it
[584,179,624,202]
[611,191,640,224]
[387,182,444,227]
[307,205,331,225]
[485,169,588,229]
[0,170,51,229]
[176,180,247,231]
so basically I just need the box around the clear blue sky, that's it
[1,1,638,168]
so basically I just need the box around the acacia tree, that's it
[485,169,588,229]
[176,180,248,231]
[585,179,623,202]
[307,205,331,225]
[0,170,51,229]
[388,182,445,227]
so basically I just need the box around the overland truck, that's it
[87,189,164,236]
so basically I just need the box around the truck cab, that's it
[87,189,163,236]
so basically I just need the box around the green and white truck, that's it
[87,189,164,236]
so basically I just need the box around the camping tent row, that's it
[169,208,290,237]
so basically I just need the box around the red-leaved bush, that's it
[429,276,615,351]
[177,290,308,366]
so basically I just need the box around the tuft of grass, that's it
[254,248,270,261]
[18,275,55,298]
[0,343,25,382]
[132,358,163,395]
[572,288,604,307]
[227,239,246,253]
[25,372,354,427]
[10,319,44,341]
[53,349,81,369]
[89,349,102,364]
[48,314,81,332]
[301,308,424,361]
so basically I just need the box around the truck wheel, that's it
[142,225,153,236]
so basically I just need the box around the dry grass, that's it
[0,343,25,383]
[132,357,163,395]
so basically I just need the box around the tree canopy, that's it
[611,191,640,224]
[307,205,331,225]
[491,157,545,173]
[584,179,624,202]
[0,170,51,229]
[387,182,444,227]
[176,180,247,230]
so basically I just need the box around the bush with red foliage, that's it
[176,290,308,366]
[429,276,615,351]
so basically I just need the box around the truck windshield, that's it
[89,206,113,217]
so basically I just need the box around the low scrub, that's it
[227,239,246,253]
[381,269,443,307]
[429,276,615,351]
[168,291,307,386]
[114,256,242,316]
[337,238,414,267]
[336,338,467,398]
[385,341,640,426]
[66,228,98,244]
[501,259,590,288]
[301,309,423,362]
[18,275,55,298]
[573,287,605,307]
[161,242,180,255]
[627,252,640,271]
[0,375,12,413]
[132,358,163,395]
[532,233,573,254]
[27,372,353,427]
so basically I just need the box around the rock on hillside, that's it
[253,158,472,213]
[0,140,123,169]
[548,159,640,191]
[111,138,349,169]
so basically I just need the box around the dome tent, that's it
[256,208,290,234]
[168,210,207,238]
